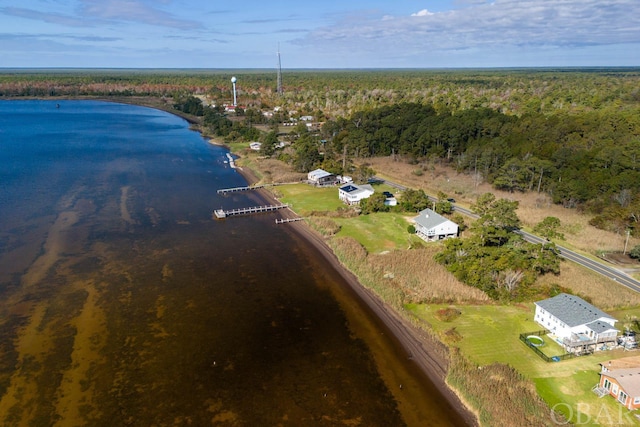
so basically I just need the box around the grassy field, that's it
[275,183,344,214]
[334,212,417,253]
[407,303,640,426]
[275,183,421,253]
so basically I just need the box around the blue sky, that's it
[1,0,639,68]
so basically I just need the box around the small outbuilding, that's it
[413,209,458,241]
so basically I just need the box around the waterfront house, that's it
[534,293,618,354]
[338,183,375,205]
[596,356,640,410]
[307,169,337,186]
[413,209,458,242]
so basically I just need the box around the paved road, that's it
[375,176,640,294]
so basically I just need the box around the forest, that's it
[2,68,640,236]
[316,101,640,237]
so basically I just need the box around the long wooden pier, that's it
[217,184,266,195]
[217,181,303,195]
[213,204,290,219]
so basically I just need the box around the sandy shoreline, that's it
[232,161,479,426]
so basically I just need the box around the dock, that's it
[217,184,266,195]
[217,181,303,195]
[275,217,304,224]
[213,204,290,219]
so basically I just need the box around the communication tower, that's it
[276,46,283,96]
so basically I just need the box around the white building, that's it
[413,209,458,241]
[534,293,618,352]
[338,183,375,205]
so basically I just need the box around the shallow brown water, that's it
[0,100,469,426]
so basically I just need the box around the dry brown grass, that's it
[536,261,640,310]
[248,157,307,184]
[448,354,560,427]
[306,217,341,236]
[329,237,489,306]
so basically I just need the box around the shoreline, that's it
[231,158,479,426]
[21,97,478,425]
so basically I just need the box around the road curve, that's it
[374,176,640,294]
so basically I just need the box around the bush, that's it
[435,307,462,322]
[630,244,640,260]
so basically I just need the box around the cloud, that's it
[299,0,640,54]
[0,7,89,27]
[78,0,203,29]
[411,9,434,17]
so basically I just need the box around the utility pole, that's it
[624,229,631,255]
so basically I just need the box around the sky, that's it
[1,0,639,69]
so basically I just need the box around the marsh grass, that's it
[306,217,341,236]
[329,238,489,306]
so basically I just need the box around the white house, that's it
[534,293,618,353]
[307,169,337,186]
[413,209,458,241]
[338,183,375,205]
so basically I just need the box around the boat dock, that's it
[217,184,266,195]
[275,217,304,224]
[217,181,303,195]
[213,204,290,219]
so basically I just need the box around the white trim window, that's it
[619,390,628,405]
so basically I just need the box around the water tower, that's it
[231,76,237,107]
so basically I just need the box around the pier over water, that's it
[213,204,290,219]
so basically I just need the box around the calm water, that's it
[0,100,467,426]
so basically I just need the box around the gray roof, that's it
[535,293,616,327]
[414,209,450,229]
[308,169,333,179]
[586,320,618,334]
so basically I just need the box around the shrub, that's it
[435,307,462,322]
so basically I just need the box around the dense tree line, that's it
[320,102,640,236]
[436,194,561,301]
[2,68,639,118]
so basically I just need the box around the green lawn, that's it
[335,212,419,253]
[407,303,640,425]
[276,183,420,253]
[276,183,344,214]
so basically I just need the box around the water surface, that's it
[0,100,466,426]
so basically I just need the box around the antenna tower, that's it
[276,45,283,95]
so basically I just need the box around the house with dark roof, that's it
[413,209,459,242]
[338,183,374,205]
[597,356,640,410]
[534,293,618,354]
